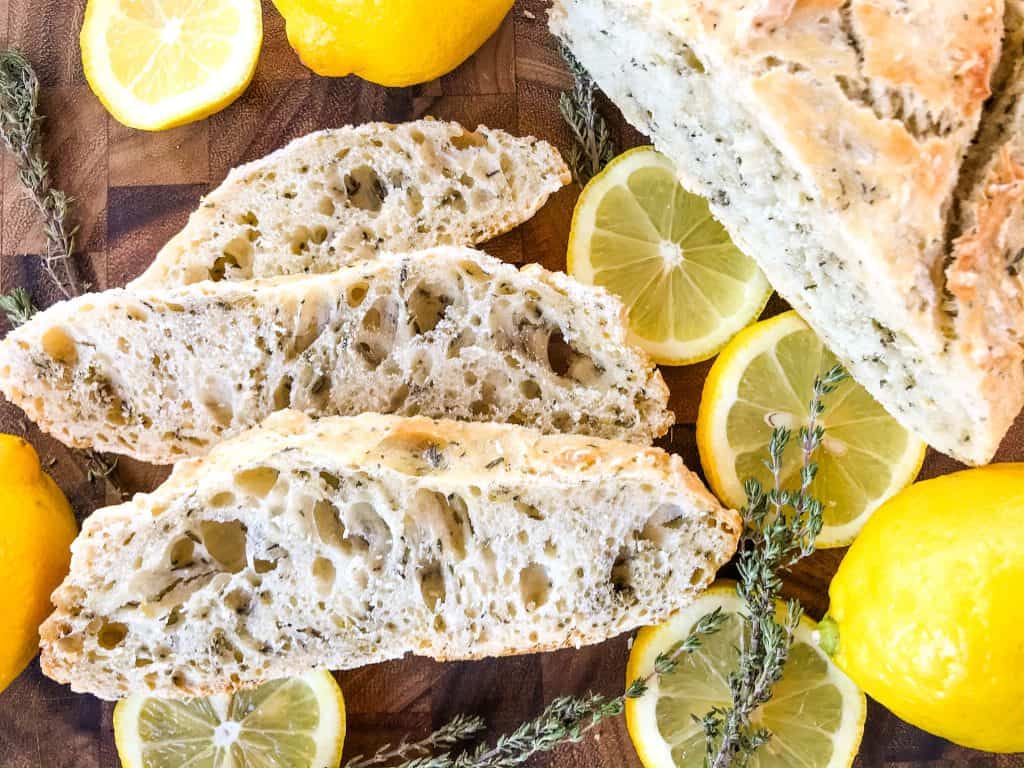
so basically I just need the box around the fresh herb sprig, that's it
[0,286,36,327]
[701,364,848,768]
[558,45,616,186]
[343,612,724,768]
[345,715,487,768]
[0,49,82,299]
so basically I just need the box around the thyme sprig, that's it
[0,287,36,327]
[558,45,616,186]
[345,714,486,768]
[347,612,724,768]
[701,364,848,768]
[0,49,82,299]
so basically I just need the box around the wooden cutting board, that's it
[0,1,1021,766]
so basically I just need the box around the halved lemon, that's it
[568,147,772,365]
[81,0,263,131]
[626,582,866,768]
[113,671,345,768]
[697,311,926,547]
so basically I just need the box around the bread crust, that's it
[552,0,1024,464]
[39,412,739,700]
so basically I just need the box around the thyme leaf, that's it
[0,286,36,327]
[0,49,82,299]
[558,45,616,186]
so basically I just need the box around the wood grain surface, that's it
[0,1,1022,766]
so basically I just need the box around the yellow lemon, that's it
[626,582,865,768]
[0,435,77,693]
[272,0,514,86]
[822,464,1024,752]
[81,0,262,131]
[115,670,346,768]
[568,147,771,365]
[697,311,925,547]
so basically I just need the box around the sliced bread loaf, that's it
[39,411,740,700]
[551,0,1024,465]
[131,120,570,288]
[0,247,672,464]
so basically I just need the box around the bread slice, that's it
[0,247,672,464]
[130,120,570,288]
[39,411,740,700]
[551,0,1024,465]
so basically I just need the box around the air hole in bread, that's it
[224,588,251,614]
[519,563,550,610]
[288,226,312,255]
[311,225,328,245]
[317,196,336,216]
[405,187,424,215]
[343,165,387,212]
[349,501,393,563]
[168,537,195,569]
[346,282,369,308]
[97,622,128,650]
[234,467,280,497]
[412,489,468,560]
[451,129,487,150]
[689,567,706,586]
[355,298,397,369]
[273,375,293,410]
[641,504,685,548]
[545,330,577,378]
[407,283,453,334]
[209,491,236,508]
[312,557,336,595]
[388,382,410,411]
[418,562,446,612]
[198,520,248,573]
[253,558,277,574]
[314,499,346,550]
[443,189,468,214]
[519,379,542,400]
[610,550,634,595]
[515,500,544,521]
[41,326,78,365]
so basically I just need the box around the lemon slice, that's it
[81,0,262,131]
[697,311,926,547]
[568,147,772,365]
[626,582,866,768]
[113,671,345,768]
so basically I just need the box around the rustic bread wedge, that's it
[0,247,672,463]
[40,411,740,700]
[552,0,1024,465]
[131,120,570,287]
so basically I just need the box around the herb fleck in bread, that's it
[0,247,672,464]
[131,120,570,287]
[552,0,1024,465]
[39,411,740,700]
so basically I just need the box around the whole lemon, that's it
[822,464,1024,752]
[271,0,514,85]
[0,435,77,693]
